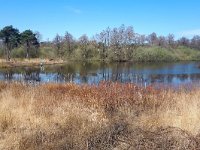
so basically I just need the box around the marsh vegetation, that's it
[0,82,200,149]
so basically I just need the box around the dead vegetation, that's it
[0,82,200,149]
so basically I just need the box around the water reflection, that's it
[1,61,200,86]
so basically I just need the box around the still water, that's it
[1,61,200,86]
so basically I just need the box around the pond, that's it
[1,61,200,86]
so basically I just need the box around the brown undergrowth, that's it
[0,82,200,149]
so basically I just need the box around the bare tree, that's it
[167,34,175,47]
[96,30,107,59]
[191,35,200,50]
[35,31,42,43]
[79,34,89,59]
[124,26,135,45]
[110,27,121,60]
[53,34,64,57]
[124,26,135,60]
[118,24,126,47]
[139,35,146,45]
[158,36,166,47]
[106,27,111,47]
[148,32,158,45]
[64,31,74,56]
[178,37,190,47]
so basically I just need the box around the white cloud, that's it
[65,6,82,14]
[179,29,200,37]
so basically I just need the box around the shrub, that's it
[11,47,25,58]
[39,46,57,59]
[132,46,177,62]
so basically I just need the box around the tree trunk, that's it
[26,42,30,59]
[5,43,11,61]
[26,47,29,59]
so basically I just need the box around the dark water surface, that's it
[1,61,200,86]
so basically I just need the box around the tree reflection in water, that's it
[0,61,200,86]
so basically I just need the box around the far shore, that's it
[0,58,66,68]
[1,58,200,69]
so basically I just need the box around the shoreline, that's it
[0,58,67,68]
[0,58,200,68]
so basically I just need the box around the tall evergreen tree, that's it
[0,25,20,61]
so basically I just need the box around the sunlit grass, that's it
[0,82,200,149]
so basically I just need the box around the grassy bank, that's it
[1,46,200,66]
[0,82,200,149]
[131,46,200,62]
[39,46,200,62]
[0,58,65,68]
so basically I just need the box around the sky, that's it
[0,0,200,41]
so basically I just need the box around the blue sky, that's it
[0,0,200,41]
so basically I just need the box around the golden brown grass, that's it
[0,58,65,68]
[0,82,200,149]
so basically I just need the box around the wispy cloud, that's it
[65,6,82,14]
[179,29,200,37]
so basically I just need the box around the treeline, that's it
[1,25,200,61]
[0,26,39,60]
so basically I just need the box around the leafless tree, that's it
[79,34,89,59]
[178,37,190,47]
[53,34,64,57]
[64,31,74,55]
[96,30,107,59]
[158,36,166,47]
[167,34,175,47]
[148,32,158,45]
[139,35,146,45]
[125,26,135,45]
[191,35,200,49]
[106,27,111,47]
[124,26,135,60]
[35,31,42,43]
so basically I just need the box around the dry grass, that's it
[0,82,200,149]
[0,58,65,68]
